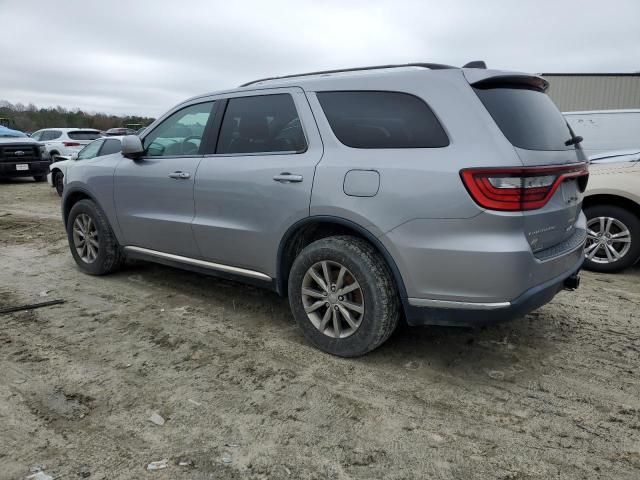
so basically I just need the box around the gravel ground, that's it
[1,179,639,480]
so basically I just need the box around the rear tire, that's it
[288,235,400,357]
[584,204,640,273]
[53,171,64,196]
[66,199,124,275]
[33,175,47,182]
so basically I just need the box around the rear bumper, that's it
[404,254,583,327]
[0,161,50,178]
[381,211,587,327]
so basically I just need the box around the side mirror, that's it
[121,135,145,159]
[70,152,78,161]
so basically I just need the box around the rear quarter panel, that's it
[306,69,521,235]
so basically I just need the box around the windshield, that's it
[77,139,104,159]
[0,127,26,138]
[474,86,574,151]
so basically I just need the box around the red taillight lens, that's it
[63,141,81,147]
[460,163,589,211]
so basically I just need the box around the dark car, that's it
[0,127,50,182]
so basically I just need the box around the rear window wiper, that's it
[565,135,583,147]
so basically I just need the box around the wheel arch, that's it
[583,194,640,219]
[62,187,99,226]
[276,216,408,300]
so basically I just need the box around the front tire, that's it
[288,235,400,357]
[53,171,64,196]
[584,204,640,273]
[33,175,47,182]
[66,199,124,275]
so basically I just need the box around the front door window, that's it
[143,102,215,157]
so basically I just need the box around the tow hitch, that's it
[563,272,581,290]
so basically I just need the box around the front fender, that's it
[62,156,122,243]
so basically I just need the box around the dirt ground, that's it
[0,179,638,480]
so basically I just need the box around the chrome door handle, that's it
[168,171,191,179]
[273,173,303,183]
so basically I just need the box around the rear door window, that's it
[216,94,307,154]
[41,130,60,141]
[316,91,449,148]
[474,86,574,151]
[68,130,101,141]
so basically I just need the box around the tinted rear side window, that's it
[317,91,449,149]
[217,94,306,154]
[68,131,101,140]
[474,86,573,151]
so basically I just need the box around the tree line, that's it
[0,100,155,133]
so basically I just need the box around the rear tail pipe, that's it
[563,272,581,290]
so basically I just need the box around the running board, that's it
[123,246,271,281]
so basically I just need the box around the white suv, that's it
[30,128,102,161]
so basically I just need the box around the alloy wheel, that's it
[301,260,365,339]
[585,216,632,264]
[72,213,99,263]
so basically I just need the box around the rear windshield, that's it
[317,91,449,148]
[474,86,574,151]
[68,131,101,141]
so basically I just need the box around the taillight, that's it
[460,163,589,211]
[63,141,81,147]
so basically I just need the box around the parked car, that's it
[583,159,640,272]
[30,128,102,162]
[588,149,640,164]
[105,127,137,136]
[62,62,588,356]
[0,126,50,182]
[48,137,122,196]
[564,109,640,158]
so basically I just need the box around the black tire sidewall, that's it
[54,172,64,196]
[288,237,398,357]
[584,204,640,272]
[66,200,120,275]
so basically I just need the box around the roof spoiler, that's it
[463,60,487,69]
[473,74,549,92]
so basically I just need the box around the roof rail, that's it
[239,62,456,87]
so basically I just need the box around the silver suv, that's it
[62,63,588,357]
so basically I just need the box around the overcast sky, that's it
[1,0,639,117]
